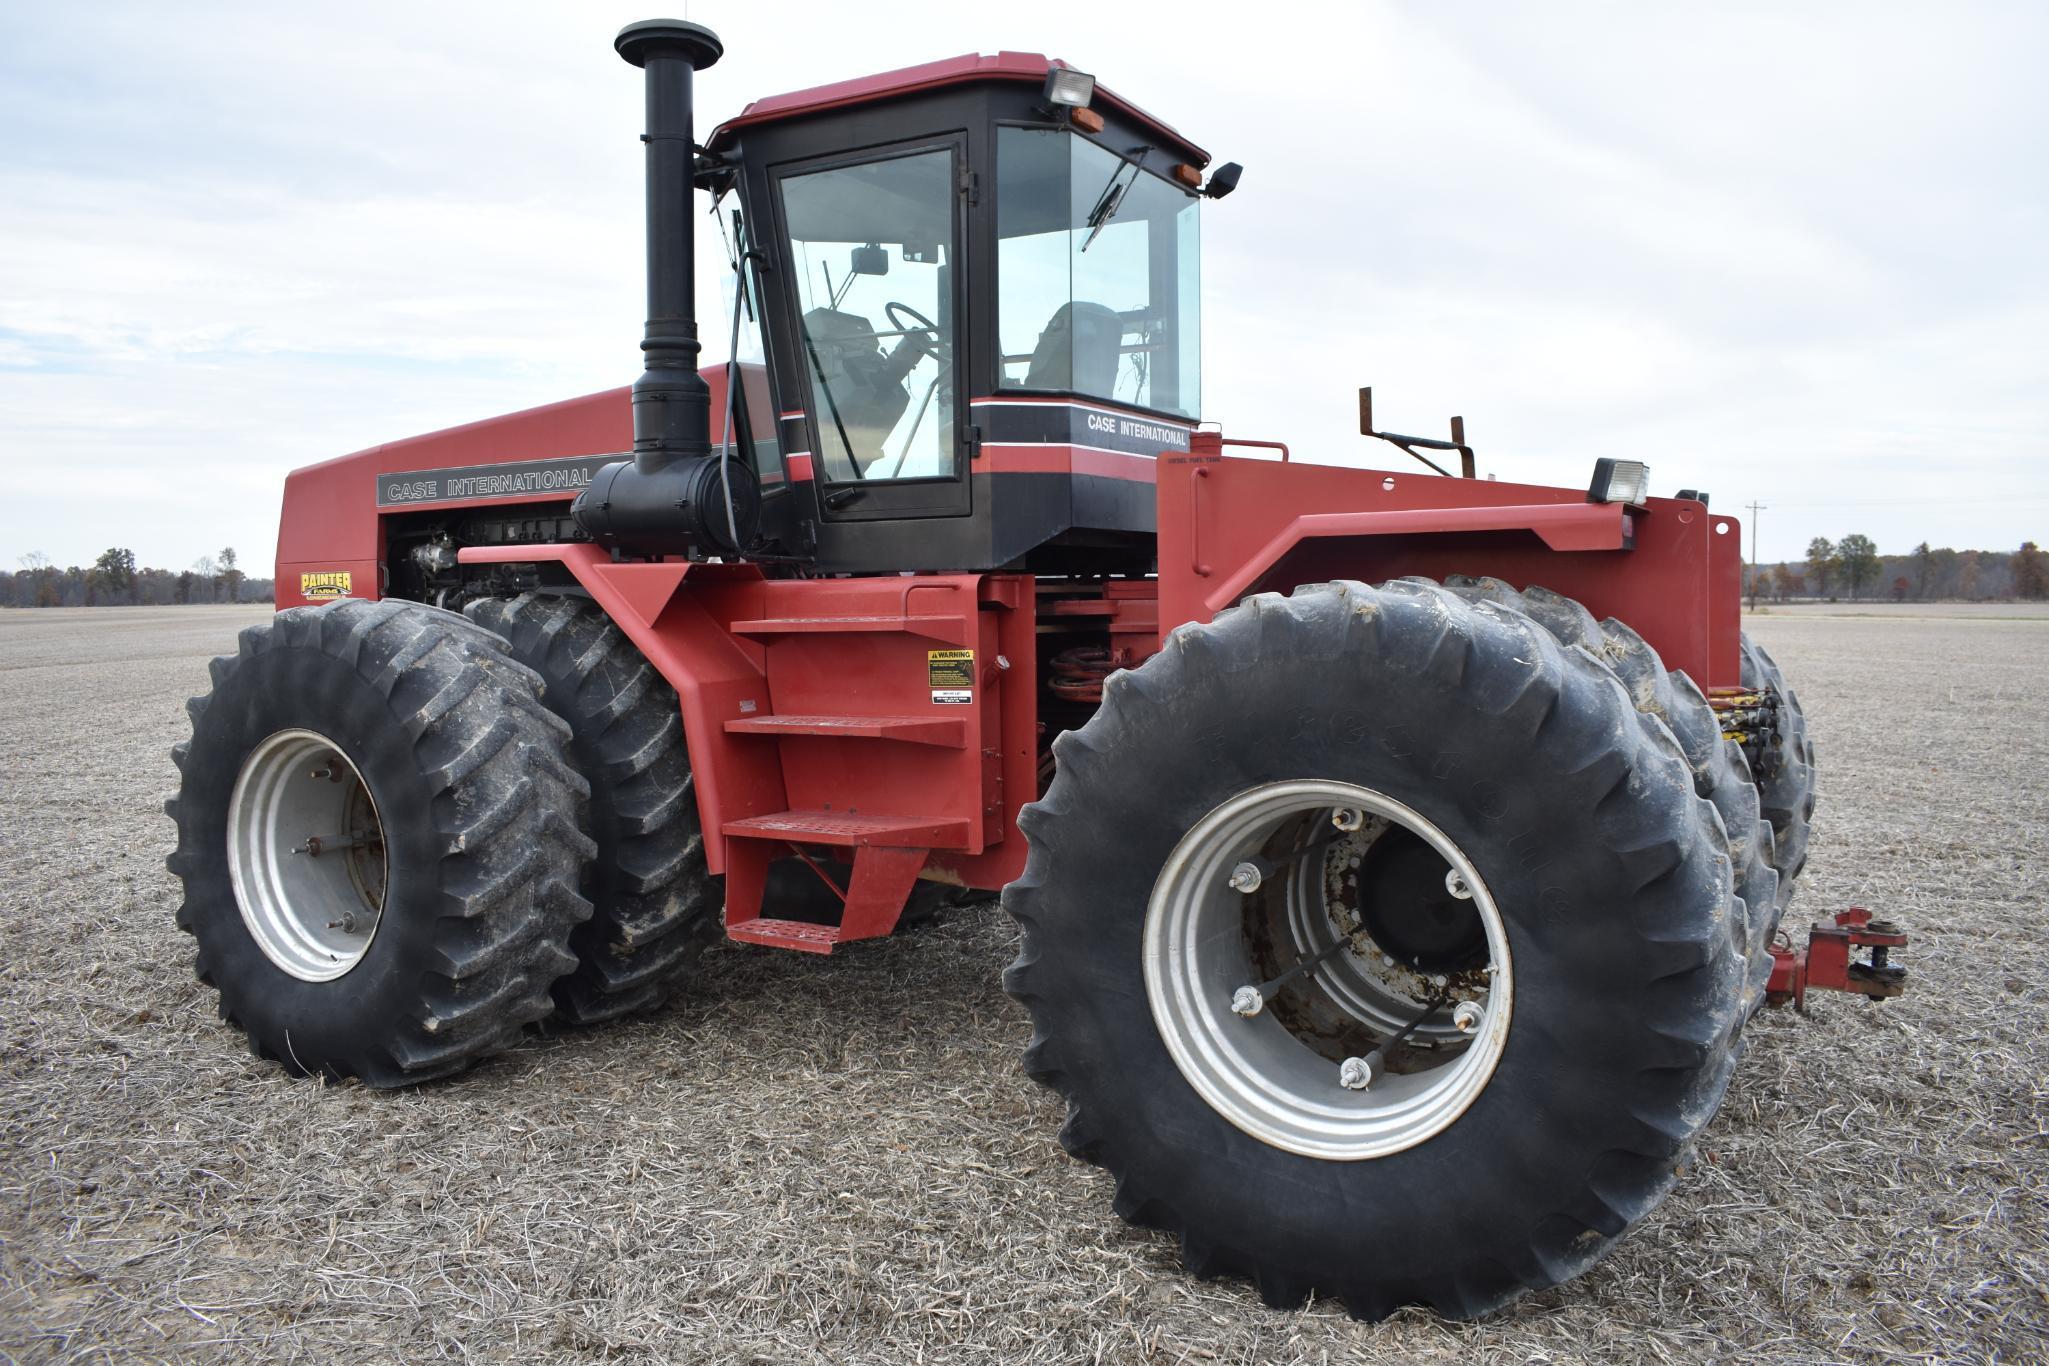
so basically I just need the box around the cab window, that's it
[717,240,785,487]
[996,127,1201,419]
[779,149,959,483]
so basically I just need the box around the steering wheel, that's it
[884,301,941,341]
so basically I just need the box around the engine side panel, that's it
[274,387,632,609]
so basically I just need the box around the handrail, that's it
[1219,437,1290,462]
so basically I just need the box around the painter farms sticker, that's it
[300,571,352,601]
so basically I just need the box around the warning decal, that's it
[300,570,352,601]
[928,649,974,704]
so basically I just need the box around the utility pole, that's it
[1745,501,1767,609]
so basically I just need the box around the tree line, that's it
[1749,538,2048,602]
[4,548,273,608]
[12,538,2041,609]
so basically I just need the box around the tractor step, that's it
[721,840,934,954]
[724,809,972,848]
[724,917,844,954]
[724,714,967,746]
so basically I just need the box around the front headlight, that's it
[1588,458,1650,505]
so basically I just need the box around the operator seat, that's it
[1024,301,1122,397]
[801,307,910,477]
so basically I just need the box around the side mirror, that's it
[850,243,889,277]
[1202,162,1243,199]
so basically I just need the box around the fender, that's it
[1156,438,1743,688]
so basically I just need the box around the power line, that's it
[1765,495,2049,509]
[1746,501,1766,606]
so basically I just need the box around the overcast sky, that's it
[2,1,2043,573]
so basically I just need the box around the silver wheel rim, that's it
[1143,780,1513,1160]
[226,728,388,982]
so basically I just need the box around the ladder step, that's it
[724,809,972,847]
[725,918,841,954]
[729,614,967,644]
[724,713,967,746]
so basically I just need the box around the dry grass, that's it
[1,603,2044,1362]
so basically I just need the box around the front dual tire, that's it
[166,599,594,1086]
[1004,579,1765,1317]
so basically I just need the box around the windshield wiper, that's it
[1080,146,1149,252]
[802,335,862,484]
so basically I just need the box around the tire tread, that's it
[1003,576,1760,1319]
[166,597,591,1087]
[465,593,721,1024]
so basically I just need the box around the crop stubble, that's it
[0,603,2043,1362]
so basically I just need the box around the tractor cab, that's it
[696,54,1234,575]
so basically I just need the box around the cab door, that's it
[769,138,972,521]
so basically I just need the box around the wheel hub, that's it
[226,729,388,982]
[1355,826,1488,972]
[1142,780,1513,1161]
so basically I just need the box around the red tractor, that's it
[166,20,1892,1317]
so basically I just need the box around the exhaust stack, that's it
[575,18,759,557]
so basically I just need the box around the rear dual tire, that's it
[1005,578,1767,1317]
[1441,575,1780,1006]
[1742,634,1817,922]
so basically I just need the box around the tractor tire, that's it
[1741,634,1816,919]
[465,593,722,1024]
[1003,579,1759,1318]
[1441,576,1779,997]
[165,598,594,1086]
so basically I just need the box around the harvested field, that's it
[1,602,2045,1361]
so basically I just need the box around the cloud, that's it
[1,0,2043,572]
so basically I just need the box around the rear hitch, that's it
[1765,907,1908,1011]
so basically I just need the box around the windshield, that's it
[996,127,1200,419]
[779,148,958,483]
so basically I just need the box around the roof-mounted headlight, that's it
[1043,67,1096,109]
[1588,458,1650,506]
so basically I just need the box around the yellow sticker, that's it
[928,648,974,700]
[300,570,352,601]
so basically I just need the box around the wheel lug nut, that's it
[1453,1001,1484,1034]
[1230,986,1264,1018]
